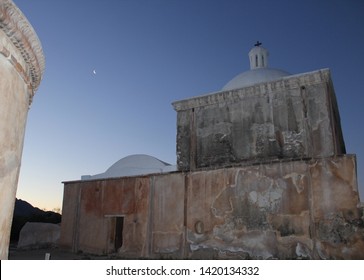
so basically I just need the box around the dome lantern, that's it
[249,41,269,69]
[222,42,291,91]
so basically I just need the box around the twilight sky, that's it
[13,0,364,210]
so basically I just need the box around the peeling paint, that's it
[61,155,364,259]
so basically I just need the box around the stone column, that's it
[0,0,45,259]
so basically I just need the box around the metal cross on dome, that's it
[254,41,262,47]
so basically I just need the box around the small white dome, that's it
[222,68,291,90]
[222,42,291,91]
[82,154,177,180]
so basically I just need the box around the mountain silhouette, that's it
[13,198,44,217]
[11,198,61,242]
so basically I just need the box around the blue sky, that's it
[13,0,364,210]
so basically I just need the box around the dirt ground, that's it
[8,243,108,260]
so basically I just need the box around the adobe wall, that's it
[173,69,346,171]
[60,155,364,259]
[186,155,362,259]
[0,0,44,259]
[149,173,186,258]
[60,177,151,256]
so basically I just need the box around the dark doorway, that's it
[114,216,124,251]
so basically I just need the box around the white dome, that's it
[222,42,291,91]
[81,154,177,180]
[222,67,291,90]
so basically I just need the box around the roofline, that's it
[172,68,331,111]
[62,170,181,184]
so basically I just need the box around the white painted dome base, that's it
[222,67,291,90]
[82,154,177,180]
[222,43,291,91]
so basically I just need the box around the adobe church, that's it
[60,43,364,259]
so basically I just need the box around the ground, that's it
[8,243,108,260]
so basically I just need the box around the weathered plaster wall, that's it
[150,173,185,258]
[17,222,60,249]
[0,28,29,258]
[186,155,362,259]
[173,69,346,171]
[59,184,80,251]
[60,177,151,256]
[61,155,363,259]
[0,0,44,259]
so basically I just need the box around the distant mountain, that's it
[13,198,44,217]
[11,198,61,242]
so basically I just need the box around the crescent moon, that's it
[93,70,96,75]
